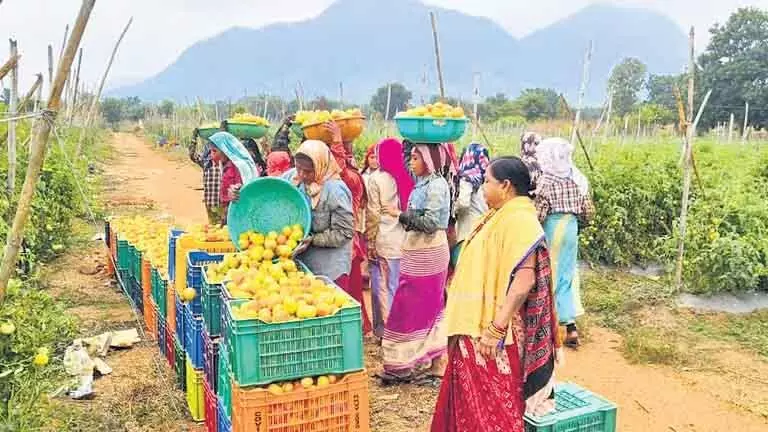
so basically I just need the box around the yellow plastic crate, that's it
[173,234,235,294]
[185,357,206,422]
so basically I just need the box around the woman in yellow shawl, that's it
[431,156,560,432]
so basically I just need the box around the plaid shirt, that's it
[203,164,222,209]
[535,174,595,222]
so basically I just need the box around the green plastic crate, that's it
[525,383,617,432]
[217,342,231,417]
[116,239,130,271]
[222,280,364,387]
[201,270,224,337]
[174,336,186,391]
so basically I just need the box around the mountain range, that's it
[111,0,688,105]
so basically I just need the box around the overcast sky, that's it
[1,0,764,93]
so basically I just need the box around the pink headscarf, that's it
[377,138,414,211]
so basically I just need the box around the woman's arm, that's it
[477,253,536,357]
[534,188,551,223]
[455,179,473,214]
[365,179,382,256]
[397,180,447,233]
[312,186,355,248]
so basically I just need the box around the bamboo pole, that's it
[571,40,593,145]
[7,39,18,196]
[18,73,43,112]
[68,47,83,124]
[47,45,54,89]
[603,91,613,141]
[429,11,446,100]
[58,25,70,68]
[0,54,20,82]
[728,113,734,144]
[742,102,749,143]
[76,16,133,156]
[0,0,96,302]
[384,83,392,121]
[674,27,696,290]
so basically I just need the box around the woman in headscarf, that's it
[534,138,594,348]
[520,132,543,189]
[365,138,414,339]
[208,131,259,224]
[432,157,561,431]
[451,142,490,268]
[242,138,267,176]
[379,144,451,384]
[361,143,378,188]
[283,140,355,288]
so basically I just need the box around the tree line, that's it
[99,7,768,133]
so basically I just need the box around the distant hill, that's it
[110,0,687,104]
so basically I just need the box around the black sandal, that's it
[564,323,580,349]
[376,371,413,386]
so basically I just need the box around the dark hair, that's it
[489,156,532,197]
[294,152,314,170]
[242,138,267,174]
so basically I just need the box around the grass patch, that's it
[581,269,675,329]
[687,310,768,359]
[621,326,689,366]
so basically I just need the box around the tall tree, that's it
[607,58,648,117]
[698,7,768,130]
[370,83,412,119]
[515,88,561,121]
[100,98,124,127]
[646,74,686,113]
[158,99,175,118]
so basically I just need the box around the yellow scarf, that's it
[444,196,545,339]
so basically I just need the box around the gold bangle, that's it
[485,325,505,340]
[491,321,507,335]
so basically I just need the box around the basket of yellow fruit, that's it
[295,108,366,144]
[224,113,270,140]
[197,122,221,140]
[222,272,364,386]
[395,102,469,143]
[227,178,311,253]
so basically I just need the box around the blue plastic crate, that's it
[186,251,225,315]
[168,229,185,282]
[175,292,185,342]
[183,302,205,369]
[525,383,617,432]
[157,315,167,357]
[217,397,231,432]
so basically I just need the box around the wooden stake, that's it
[58,25,70,68]
[0,0,96,302]
[18,74,43,112]
[77,16,133,156]
[728,113,734,144]
[429,11,446,100]
[384,83,392,121]
[47,45,53,88]
[263,95,269,118]
[339,82,344,108]
[571,40,593,145]
[472,72,480,139]
[7,39,18,196]
[0,54,20,81]
[68,47,83,124]
[674,27,696,290]
[604,91,613,140]
[742,102,749,143]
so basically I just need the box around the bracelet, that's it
[485,324,505,340]
[491,321,507,335]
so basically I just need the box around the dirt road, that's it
[54,132,768,431]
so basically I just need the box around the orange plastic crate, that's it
[231,370,370,432]
[174,234,235,294]
[141,259,152,314]
[167,281,177,332]
[145,299,158,341]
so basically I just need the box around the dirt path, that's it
[53,132,768,431]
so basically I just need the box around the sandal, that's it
[564,330,580,349]
[376,371,413,386]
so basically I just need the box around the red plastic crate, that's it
[165,323,174,366]
[204,379,218,432]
